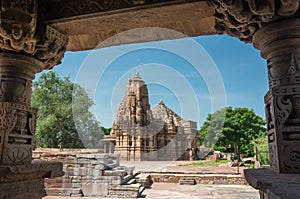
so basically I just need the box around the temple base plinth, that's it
[0,161,64,199]
[244,168,300,199]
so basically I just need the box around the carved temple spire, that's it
[159,100,165,106]
[133,72,142,80]
[109,75,198,161]
[114,73,150,129]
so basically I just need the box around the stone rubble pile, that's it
[33,148,152,198]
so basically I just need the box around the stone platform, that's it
[0,161,64,199]
[120,161,245,174]
[148,173,246,185]
[121,161,247,185]
[244,168,300,199]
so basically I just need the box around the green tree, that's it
[199,108,226,147]
[101,127,112,135]
[252,136,270,165]
[32,71,104,148]
[199,107,266,158]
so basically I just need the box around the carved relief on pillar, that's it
[0,0,38,54]
[265,96,277,169]
[266,53,300,90]
[0,0,69,70]
[0,102,37,164]
[254,16,300,173]
[273,96,292,127]
[35,26,69,69]
[282,147,300,172]
[0,53,43,105]
[0,1,68,165]
[265,84,300,172]
[207,0,300,42]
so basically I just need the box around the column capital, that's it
[253,19,300,58]
[207,0,300,42]
[253,19,300,90]
[0,0,68,70]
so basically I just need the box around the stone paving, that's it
[44,183,259,199]
[120,161,245,174]
[142,183,259,199]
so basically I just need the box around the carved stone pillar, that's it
[254,19,300,173]
[207,0,300,197]
[207,0,300,174]
[0,0,68,198]
[0,0,68,165]
[0,53,42,164]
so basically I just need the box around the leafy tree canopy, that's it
[32,71,105,148]
[199,107,266,157]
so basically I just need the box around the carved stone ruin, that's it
[107,73,198,161]
[207,0,300,198]
[0,0,68,198]
[33,148,152,198]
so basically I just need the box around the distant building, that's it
[105,73,198,161]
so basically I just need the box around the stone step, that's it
[148,173,246,185]
[136,174,153,188]
[45,187,83,197]
[179,178,196,185]
[126,178,136,185]
[123,174,132,181]
[122,171,140,185]
[47,182,81,188]
[108,184,141,198]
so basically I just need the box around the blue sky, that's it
[36,34,268,128]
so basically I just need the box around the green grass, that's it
[181,160,231,167]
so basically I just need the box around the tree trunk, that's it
[235,144,240,161]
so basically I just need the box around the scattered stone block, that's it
[179,177,196,185]
[33,149,145,198]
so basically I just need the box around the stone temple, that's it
[106,73,198,161]
[1,1,300,198]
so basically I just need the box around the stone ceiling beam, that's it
[42,0,216,51]
[43,0,188,22]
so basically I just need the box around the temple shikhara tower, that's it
[106,73,198,161]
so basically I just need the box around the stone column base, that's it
[0,161,64,199]
[244,168,300,199]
